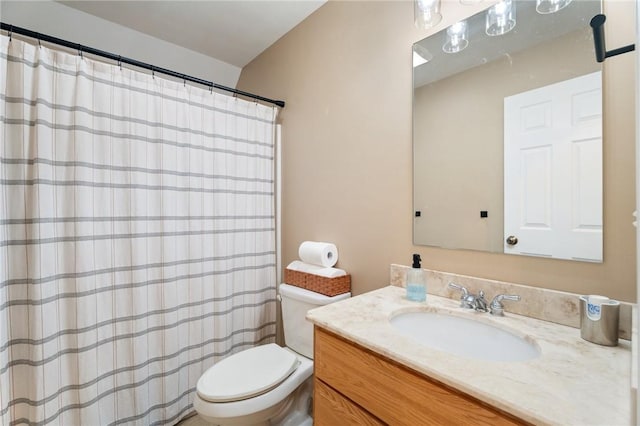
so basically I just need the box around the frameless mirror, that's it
[413,0,603,262]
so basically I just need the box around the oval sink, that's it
[389,311,540,362]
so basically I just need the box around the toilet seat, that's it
[197,343,300,403]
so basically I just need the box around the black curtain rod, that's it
[1,22,285,108]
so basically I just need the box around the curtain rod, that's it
[1,22,285,108]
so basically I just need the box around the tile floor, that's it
[177,413,209,426]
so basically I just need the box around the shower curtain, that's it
[0,35,277,425]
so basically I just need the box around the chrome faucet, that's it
[473,290,489,312]
[489,294,521,316]
[448,283,489,312]
[448,283,521,316]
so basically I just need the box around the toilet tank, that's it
[279,283,350,359]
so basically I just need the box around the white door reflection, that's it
[504,72,602,261]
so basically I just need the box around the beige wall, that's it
[238,0,636,302]
[414,28,599,252]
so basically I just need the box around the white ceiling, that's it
[58,0,327,68]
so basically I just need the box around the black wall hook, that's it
[590,14,635,63]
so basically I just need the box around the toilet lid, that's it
[197,343,300,403]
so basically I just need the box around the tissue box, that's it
[284,269,351,296]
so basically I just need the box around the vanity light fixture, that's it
[414,0,442,29]
[485,0,516,36]
[536,0,572,14]
[443,20,469,53]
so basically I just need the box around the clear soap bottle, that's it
[406,254,426,302]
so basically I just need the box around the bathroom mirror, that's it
[413,0,603,262]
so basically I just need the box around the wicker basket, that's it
[284,269,351,297]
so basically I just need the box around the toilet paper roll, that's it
[298,241,338,267]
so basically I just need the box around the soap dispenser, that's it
[406,254,426,302]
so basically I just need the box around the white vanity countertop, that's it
[306,285,631,426]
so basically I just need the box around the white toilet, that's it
[193,283,350,426]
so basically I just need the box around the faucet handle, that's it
[490,294,521,316]
[448,282,470,307]
[448,282,468,296]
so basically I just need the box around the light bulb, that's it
[414,0,442,29]
[536,0,572,14]
[486,0,516,36]
[443,20,469,53]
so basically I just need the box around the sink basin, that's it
[389,311,540,362]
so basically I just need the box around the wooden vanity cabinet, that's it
[313,326,529,426]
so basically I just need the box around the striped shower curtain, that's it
[0,35,277,425]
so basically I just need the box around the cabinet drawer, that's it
[314,378,384,426]
[314,326,526,426]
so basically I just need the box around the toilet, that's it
[193,283,350,426]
